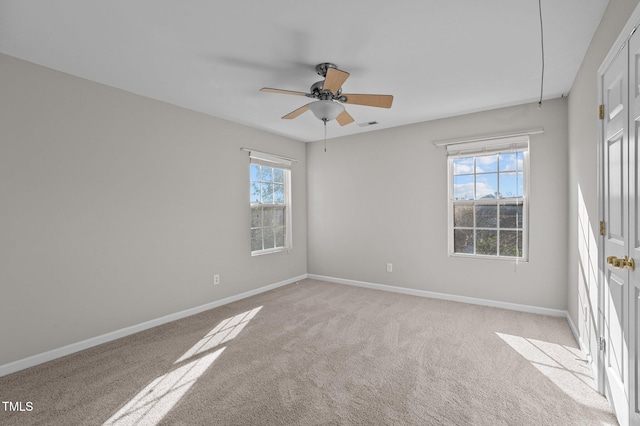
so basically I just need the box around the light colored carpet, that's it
[0,279,616,425]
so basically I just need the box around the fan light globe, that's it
[307,100,344,121]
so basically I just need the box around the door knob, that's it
[607,255,621,268]
[607,255,635,271]
[627,256,636,271]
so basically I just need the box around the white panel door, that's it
[603,43,631,425]
[628,27,640,426]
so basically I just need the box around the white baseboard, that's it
[565,312,598,385]
[307,274,568,318]
[0,274,307,378]
[565,311,580,340]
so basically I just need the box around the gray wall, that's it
[307,97,569,310]
[567,0,640,368]
[5,0,635,368]
[0,53,307,366]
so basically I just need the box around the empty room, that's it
[1,1,640,425]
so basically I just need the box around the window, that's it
[248,151,292,255]
[447,135,529,260]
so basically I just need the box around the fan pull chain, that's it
[324,119,327,152]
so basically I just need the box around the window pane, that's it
[476,230,497,255]
[499,204,523,229]
[475,173,497,199]
[453,175,474,200]
[261,183,274,203]
[453,204,473,227]
[264,228,275,249]
[498,172,523,198]
[475,155,497,173]
[273,168,284,183]
[275,226,285,248]
[250,182,261,203]
[261,167,273,182]
[273,183,284,204]
[475,205,497,228]
[499,153,518,172]
[274,207,284,226]
[453,158,474,175]
[251,229,263,252]
[499,230,522,257]
[250,164,261,181]
[263,207,275,227]
[454,229,474,254]
[517,152,524,171]
[251,207,262,228]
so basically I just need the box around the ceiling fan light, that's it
[307,100,345,121]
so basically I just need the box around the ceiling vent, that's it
[358,121,379,127]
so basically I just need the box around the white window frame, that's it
[446,135,530,261]
[248,151,293,256]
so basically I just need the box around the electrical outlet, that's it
[213,274,220,285]
[386,263,393,272]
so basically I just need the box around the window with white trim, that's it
[447,136,529,260]
[249,151,292,255]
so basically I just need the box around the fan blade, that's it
[336,110,354,126]
[341,94,393,108]
[282,104,309,119]
[323,68,350,93]
[260,87,309,96]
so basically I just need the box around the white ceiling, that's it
[0,0,608,142]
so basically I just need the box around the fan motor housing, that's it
[310,81,324,95]
[310,80,343,100]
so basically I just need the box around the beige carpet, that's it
[0,279,616,425]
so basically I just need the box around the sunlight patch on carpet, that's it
[102,347,224,426]
[496,332,613,418]
[103,306,263,425]
[175,306,262,364]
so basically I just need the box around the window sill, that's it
[251,247,288,257]
[449,253,529,262]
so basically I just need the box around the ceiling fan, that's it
[260,62,393,126]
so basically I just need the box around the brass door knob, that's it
[607,255,635,271]
[627,256,635,271]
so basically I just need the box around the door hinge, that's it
[599,104,605,120]
[600,220,606,236]
[598,337,606,352]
